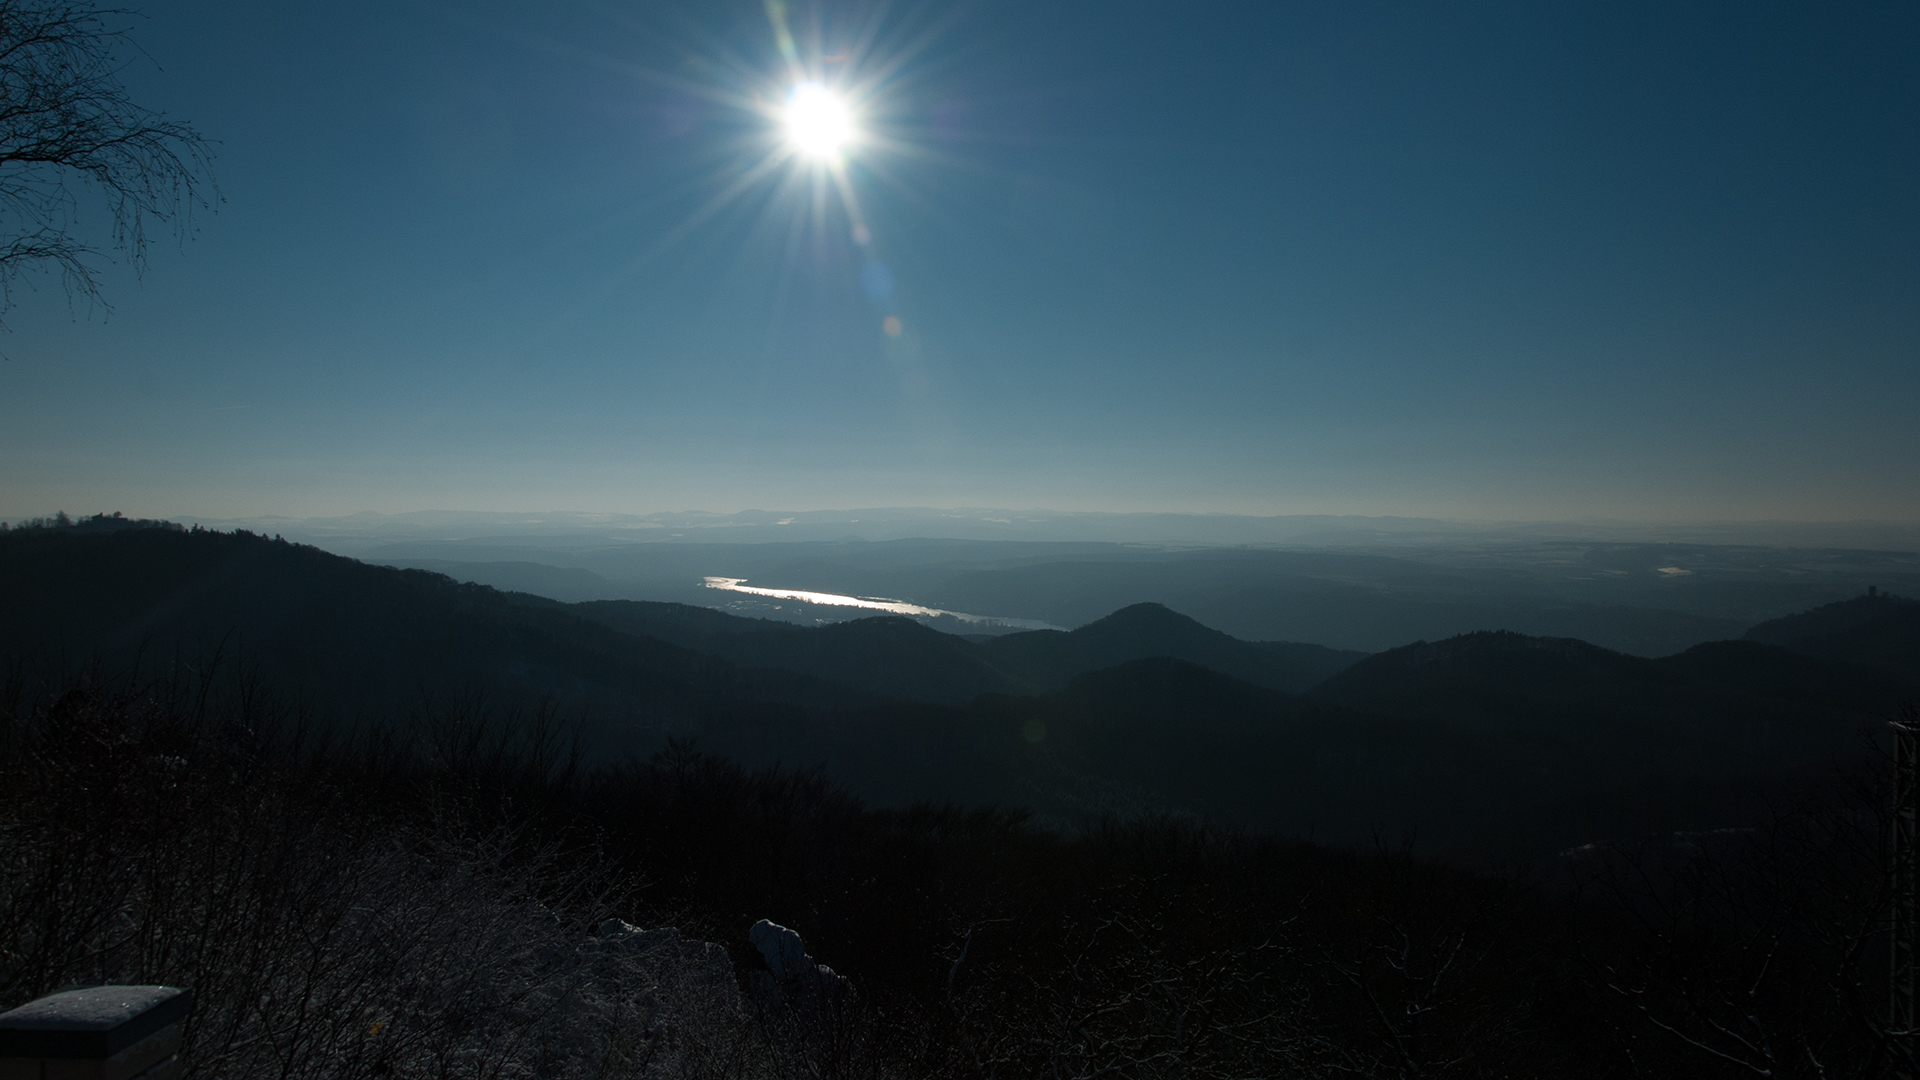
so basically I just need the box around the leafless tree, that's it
[0,0,213,324]
[1574,756,1918,1079]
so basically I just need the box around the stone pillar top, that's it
[0,986,191,1059]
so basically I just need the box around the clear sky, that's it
[1,0,1915,523]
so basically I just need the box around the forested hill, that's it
[1746,589,1920,680]
[0,524,860,725]
[1311,629,1907,759]
[2,523,1912,861]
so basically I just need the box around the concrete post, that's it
[0,986,190,1080]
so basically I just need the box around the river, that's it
[701,577,1062,630]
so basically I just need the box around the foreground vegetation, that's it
[1,663,1913,1079]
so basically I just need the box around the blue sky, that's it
[1,0,1915,523]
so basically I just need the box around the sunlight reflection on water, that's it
[702,577,1061,630]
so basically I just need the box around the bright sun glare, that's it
[784,83,854,160]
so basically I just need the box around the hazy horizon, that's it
[16,504,1916,556]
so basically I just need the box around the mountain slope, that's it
[380,559,641,604]
[570,599,804,652]
[1745,591,1920,680]
[576,601,1033,705]
[975,631,1912,857]
[1309,630,1910,776]
[0,526,856,727]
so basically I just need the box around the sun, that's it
[566,3,941,331]
[783,82,855,160]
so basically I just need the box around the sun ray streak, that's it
[545,148,793,333]
[763,0,804,81]
[842,11,967,100]
[827,161,870,246]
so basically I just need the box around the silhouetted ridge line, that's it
[978,600,1365,695]
[0,525,867,726]
[1744,589,1920,680]
[2,510,184,534]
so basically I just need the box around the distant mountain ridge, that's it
[184,506,1920,554]
[570,598,1364,704]
[346,535,1920,657]
[5,522,1913,862]
[978,603,1363,695]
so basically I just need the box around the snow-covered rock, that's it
[747,919,851,1010]
[519,919,747,1078]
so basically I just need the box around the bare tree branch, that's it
[0,0,215,325]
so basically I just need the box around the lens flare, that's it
[555,4,948,343]
[784,83,854,159]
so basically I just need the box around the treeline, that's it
[1,667,1914,1078]
[0,510,185,534]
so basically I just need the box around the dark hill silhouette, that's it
[575,601,1032,705]
[966,658,1505,850]
[571,598,800,651]
[1308,630,1910,784]
[1049,654,1308,727]
[1310,631,1669,733]
[1745,590,1920,680]
[689,628,1910,860]
[978,602,1364,694]
[676,656,1487,850]
[5,524,1911,862]
[569,598,1357,705]
[0,525,858,727]
[963,633,1913,857]
[381,558,638,604]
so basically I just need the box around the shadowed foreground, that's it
[1,669,1913,1078]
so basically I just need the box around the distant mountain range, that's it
[354,533,1920,657]
[3,521,1912,863]
[173,506,1920,553]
